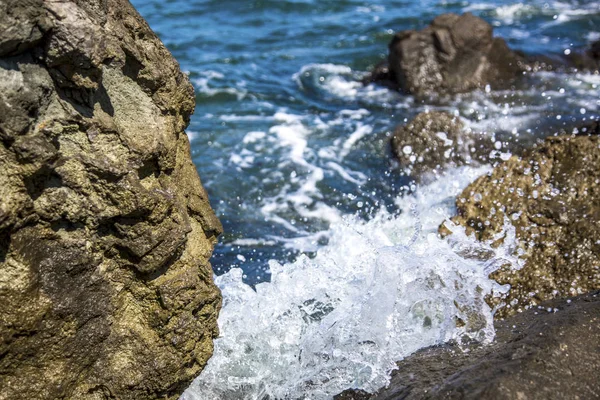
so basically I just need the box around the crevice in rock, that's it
[22,164,62,201]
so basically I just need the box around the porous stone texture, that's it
[391,111,490,179]
[445,134,600,318]
[337,291,600,400]
[0,0,223,399]
[386,13,525,96]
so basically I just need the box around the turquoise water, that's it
[132,0,599,285]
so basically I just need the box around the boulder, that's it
[0,0,222,399]
[444,133,600,318]
[391,111,491,180]
[384,13,525,96]
[338,291,600,400]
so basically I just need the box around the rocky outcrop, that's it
[391,111,492,179]
[370,13,525,96]
[443,133,600,318]
[0,1,222,399]
[338,291,600,400]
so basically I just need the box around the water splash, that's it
[183,166,521,400]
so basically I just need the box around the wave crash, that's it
[183,166,522,400]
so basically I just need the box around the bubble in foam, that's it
[183,167,521,400]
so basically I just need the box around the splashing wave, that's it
[183,166,521,400]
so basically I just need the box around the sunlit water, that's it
[131,1,598,398]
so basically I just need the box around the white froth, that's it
[243,131,267,143]
[186,130,198,142]
[340,124,373,158]
[195,70,247,100]
[326,161,367,186]
[183,166,521,400]
[269,114,310,167]
[293,63,404,105]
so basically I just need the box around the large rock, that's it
[0,1,222,399]
[444,133,600,318]
[338,291,600,400]
[391,111,492,180]
[385,13,525,96]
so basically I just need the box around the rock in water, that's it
[387,13,525,96]
[445,133,600,318]
[0,1,222,399]
[338,291,600,400]
[391,112,491,180]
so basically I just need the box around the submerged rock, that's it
[444,133,600,318]
[0,0,222,399]
[383,13,525,96]
[338,291,600,400]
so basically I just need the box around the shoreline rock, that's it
[338,290,600,400]
[369,13,526,96]
[0,1,222,399]
[391,111,496,180]
[443,132,600,318]
[365,14,599,96]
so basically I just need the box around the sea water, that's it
[131,1,599,398]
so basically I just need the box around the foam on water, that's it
[183,166,521,400]
[464,1,600,27]
[293,63,406,106]
[195,70,248,101]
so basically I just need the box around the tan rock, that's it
[0,0,222,398]
[445,134,600,318]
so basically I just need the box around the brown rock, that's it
[0,1,222,399]
[338,291,600,400]
[386,13,525,96]
[391,111,491,180]
[445,134,600,318]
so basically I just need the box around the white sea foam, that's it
[464,1,599,27]
[293,63,405,105]
[183,166,521,400]
[195,70,248,100]
[244,108,377,238]
[339,123,373,158]
[230,238,278,247]
[186,130,199,142]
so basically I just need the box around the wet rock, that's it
[0,1,222,399]
[391,112,491,180]
[338,291,600,400]
[444,134,600,318]
[526,39,600,74]
[384,13,525,96]
[563,39,600,72]
[362,61,397,90]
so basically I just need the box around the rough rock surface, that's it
[391,111,491,179]
[337,291,600,400]
[444,134,600,318]
[384,13,525,96]
[0,1,222,399]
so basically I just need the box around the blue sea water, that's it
[132,0,599,285]
[131,1,599,398]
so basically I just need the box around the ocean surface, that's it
[131,1,599,398]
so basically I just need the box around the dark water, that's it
[131,0,599,285]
